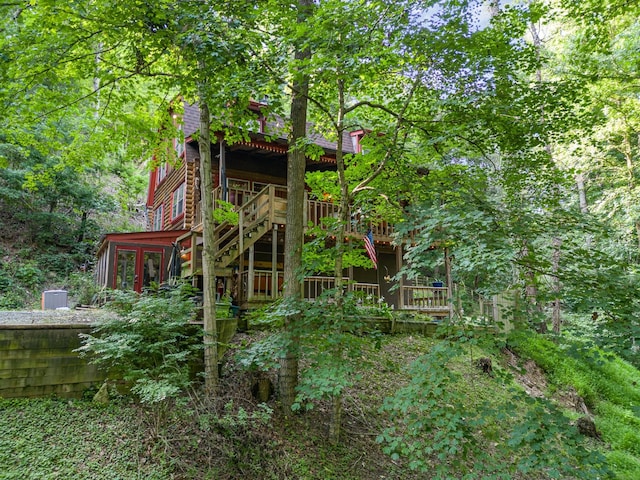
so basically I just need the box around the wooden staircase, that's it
[179,184,287,277]
[213,212,270,269]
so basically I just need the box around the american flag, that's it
[364,229,377,269]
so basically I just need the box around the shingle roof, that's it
[182,102,357,156]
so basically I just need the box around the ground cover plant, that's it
[76,285,202,405]
[508,330,640,480]
[0,398,170,480]
[2,329,633,479]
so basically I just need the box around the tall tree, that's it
[279,0,315,410]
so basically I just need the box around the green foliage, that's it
[237,330,287,372]
[65,271,101,306]
[237,293,382,417]
[77,285,202,404]
[378,332,611,479]
[509,330,640,479]
[13,262,44,292]
[0,289,26,310]
[212,199,239,225]
[0,398,170,480]
[0,259,40,308]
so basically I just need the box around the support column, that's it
[248,244,255,301]
[190,234,198,288]
[272,225,278,299]
[219,140,227,201]
[396,245,404,309]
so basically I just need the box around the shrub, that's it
[13,262,44,292]
[76,285,202,404]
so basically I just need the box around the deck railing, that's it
[238,272,381,304]
[240,269,284,300]
[194,184,395,240]
[401,285,449,311]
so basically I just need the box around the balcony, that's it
[192,184,395,241]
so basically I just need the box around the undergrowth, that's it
[509,330,640,480]
[0,397,169,480]
[1,330,635,479]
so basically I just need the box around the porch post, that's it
[191,234,198,288]
[303,190,308,226]
[248,244,255,301]
[272,224,278,299]
[397,245,404,309]
[219,140,227,201]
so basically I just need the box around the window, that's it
[253,182,268,193]
[227,178,250,206]
[172,183,185,220]
[153,204,164,231]
[157,163,167,183]
[175,124,184,158]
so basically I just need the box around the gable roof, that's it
[182,102,358,159]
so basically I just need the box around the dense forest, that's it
[1,0,640,478]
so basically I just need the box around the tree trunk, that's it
[329,82,348,444]
[76,211,88,245]
[622,132,640,249]
[576,172,588,214]
[532,19,562,334]
[198,99,219,394]
[445,247,454,320]
[279,0,313,411]
[551,236,562,334]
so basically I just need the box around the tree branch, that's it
[351,72,422,196]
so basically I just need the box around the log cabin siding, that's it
[152,160,188,231]
[184,159,197,230]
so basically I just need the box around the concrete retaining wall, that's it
[0,324,105,399]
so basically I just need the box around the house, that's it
[95,101,450,316]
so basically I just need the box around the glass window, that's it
[157,163,167,183]
[116,250,136,290]
[175,124,184,158]
[253,182,268,193]
[172,183,185,219]
[153,204,164,231]
[143,251,162,287]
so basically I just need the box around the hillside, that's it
[1,330,638,480]
[0,185,146,310]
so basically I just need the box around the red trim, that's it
[238,139,288,153]
[171,212,185,225]
[146,157,157,208]
[100,230,188,246]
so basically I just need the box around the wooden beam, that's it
[272,225,278,299]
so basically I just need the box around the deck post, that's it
[239,202,244,256]
[190,233,198,287]
[269,184,275,226]
[248,244,255,301]
[272,224,278,299]
[303,190,308,226]
[397,245,404,309]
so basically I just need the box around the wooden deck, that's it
[177,183,451,316]
[178,183,395,277]
[192,184,396,241]
[400,285,451,317]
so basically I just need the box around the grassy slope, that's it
[0,331,638,479]
[509,331,640,480]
